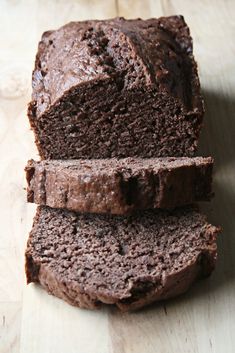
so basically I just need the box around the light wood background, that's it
[0,0,235,352]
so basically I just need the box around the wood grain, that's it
[0,1,234,352]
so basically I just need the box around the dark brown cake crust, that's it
[25,157,213,214]
[25,206,219,311]
[28,16,204,159]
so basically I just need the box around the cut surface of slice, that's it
[25,206,219,311]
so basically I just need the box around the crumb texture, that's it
[26,206,218,310]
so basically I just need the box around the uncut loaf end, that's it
[28,16,204,159]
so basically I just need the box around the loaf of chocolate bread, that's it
[25,206,219,311]
[28,16,203,159]
[25,157,213,214]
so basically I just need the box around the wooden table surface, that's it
[1,0,235,352]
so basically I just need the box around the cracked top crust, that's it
[25,157,213,214]
[32,16,202,117]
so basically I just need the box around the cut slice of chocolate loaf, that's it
[28,16,203,159]
[25,157,213,214]
[25,206,219,311]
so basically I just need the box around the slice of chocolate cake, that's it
[25,157,213,214]
[25,206,219,311]
[28,16,203,159]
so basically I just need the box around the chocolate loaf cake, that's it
[25,206,219,311]
[26,157,213,214]
[28,16,204,159]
